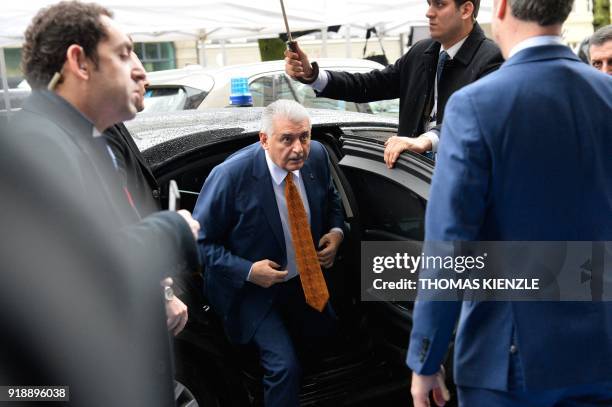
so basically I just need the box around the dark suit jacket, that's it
[318,22,503,138]
[407,45,612,391]
[105,123,161,217]
[9,90,199,405]
[193,141,344,343]
[1,124,175,407]
[13,91,197,278]
[104,122,198,277]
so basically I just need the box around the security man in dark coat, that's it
[285,0,503,168]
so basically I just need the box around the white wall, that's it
[161,2,598,73]
[173,37,406,70]
[564,0,595,47]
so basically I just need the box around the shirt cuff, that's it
[330,227,344,238]
[311,69,330,93]
[422,130,440,153]
[246,263,254,282]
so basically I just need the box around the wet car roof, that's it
[126,108,398,166]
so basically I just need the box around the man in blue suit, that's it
[407,0,612,406]
[193,100,344,406]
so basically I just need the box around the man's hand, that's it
[317,231,343,269]
[284,42,314,80]
[249,260,288,288]
[383,135,432,168]
[411,368,451,407]
[165,296,188,336]
[177,209,200,240]
[160,277,188,336]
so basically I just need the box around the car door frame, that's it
[334,126,435,365]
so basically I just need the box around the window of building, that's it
[1,48,24,87]
[134,42,176,72]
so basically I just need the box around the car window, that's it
[341,167,426,241]
[367,99,400,118]
[143,86,208,113]
[293,80,360,112]
[144,87,187,112]
[249,74,361,112]
[250,75,297,107]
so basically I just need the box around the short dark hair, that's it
[21,1,113,89]
[508,0,573,26]
[455,0,481,19]
[590,24,612,48]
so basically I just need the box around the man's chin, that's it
[117,105,137,124]
[285,160,304,171]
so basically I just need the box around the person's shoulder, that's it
[444,64,505,111]
[307,140,329,162]
[573,59,612,84]
[212,141,259,179]
[226,141,260,165]
[567,60,612,104]
[309,139,325,153]
[11,107,74,151]
[457,66,505,99]
[477,37,503,59]
[411,37,437,52]
[400,38,436,60]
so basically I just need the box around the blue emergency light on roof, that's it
[229,77,253,107]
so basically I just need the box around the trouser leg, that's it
[252,307,301,407]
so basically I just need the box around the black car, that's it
[127,108,451,407]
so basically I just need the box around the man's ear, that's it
[259,132,269,149]
[495,0,507,20]
[461,1,475,21]
[65,44,89,80]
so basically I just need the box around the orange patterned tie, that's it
[284,173,329,312]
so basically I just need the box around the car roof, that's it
[127,107,397,165]
[146,58,386,92]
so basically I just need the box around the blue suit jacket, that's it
[407,46,612,390]
[193,140,344,343]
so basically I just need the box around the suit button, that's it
[510,344,517,354]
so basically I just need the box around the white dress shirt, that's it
[422,36,468,153]
[93,127,119,170]
[264,151,312,281]
[246,151,343,282]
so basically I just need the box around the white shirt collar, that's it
[92,128,102,138]
[265,150,301,186]
[509,35,564,59]
[442,35,468,59]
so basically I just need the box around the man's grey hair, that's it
[508,0,573,26]
[590,25,612,48]
[260,100,311,136]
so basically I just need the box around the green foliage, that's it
[258,38,286,62]
[593,0,611,30]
